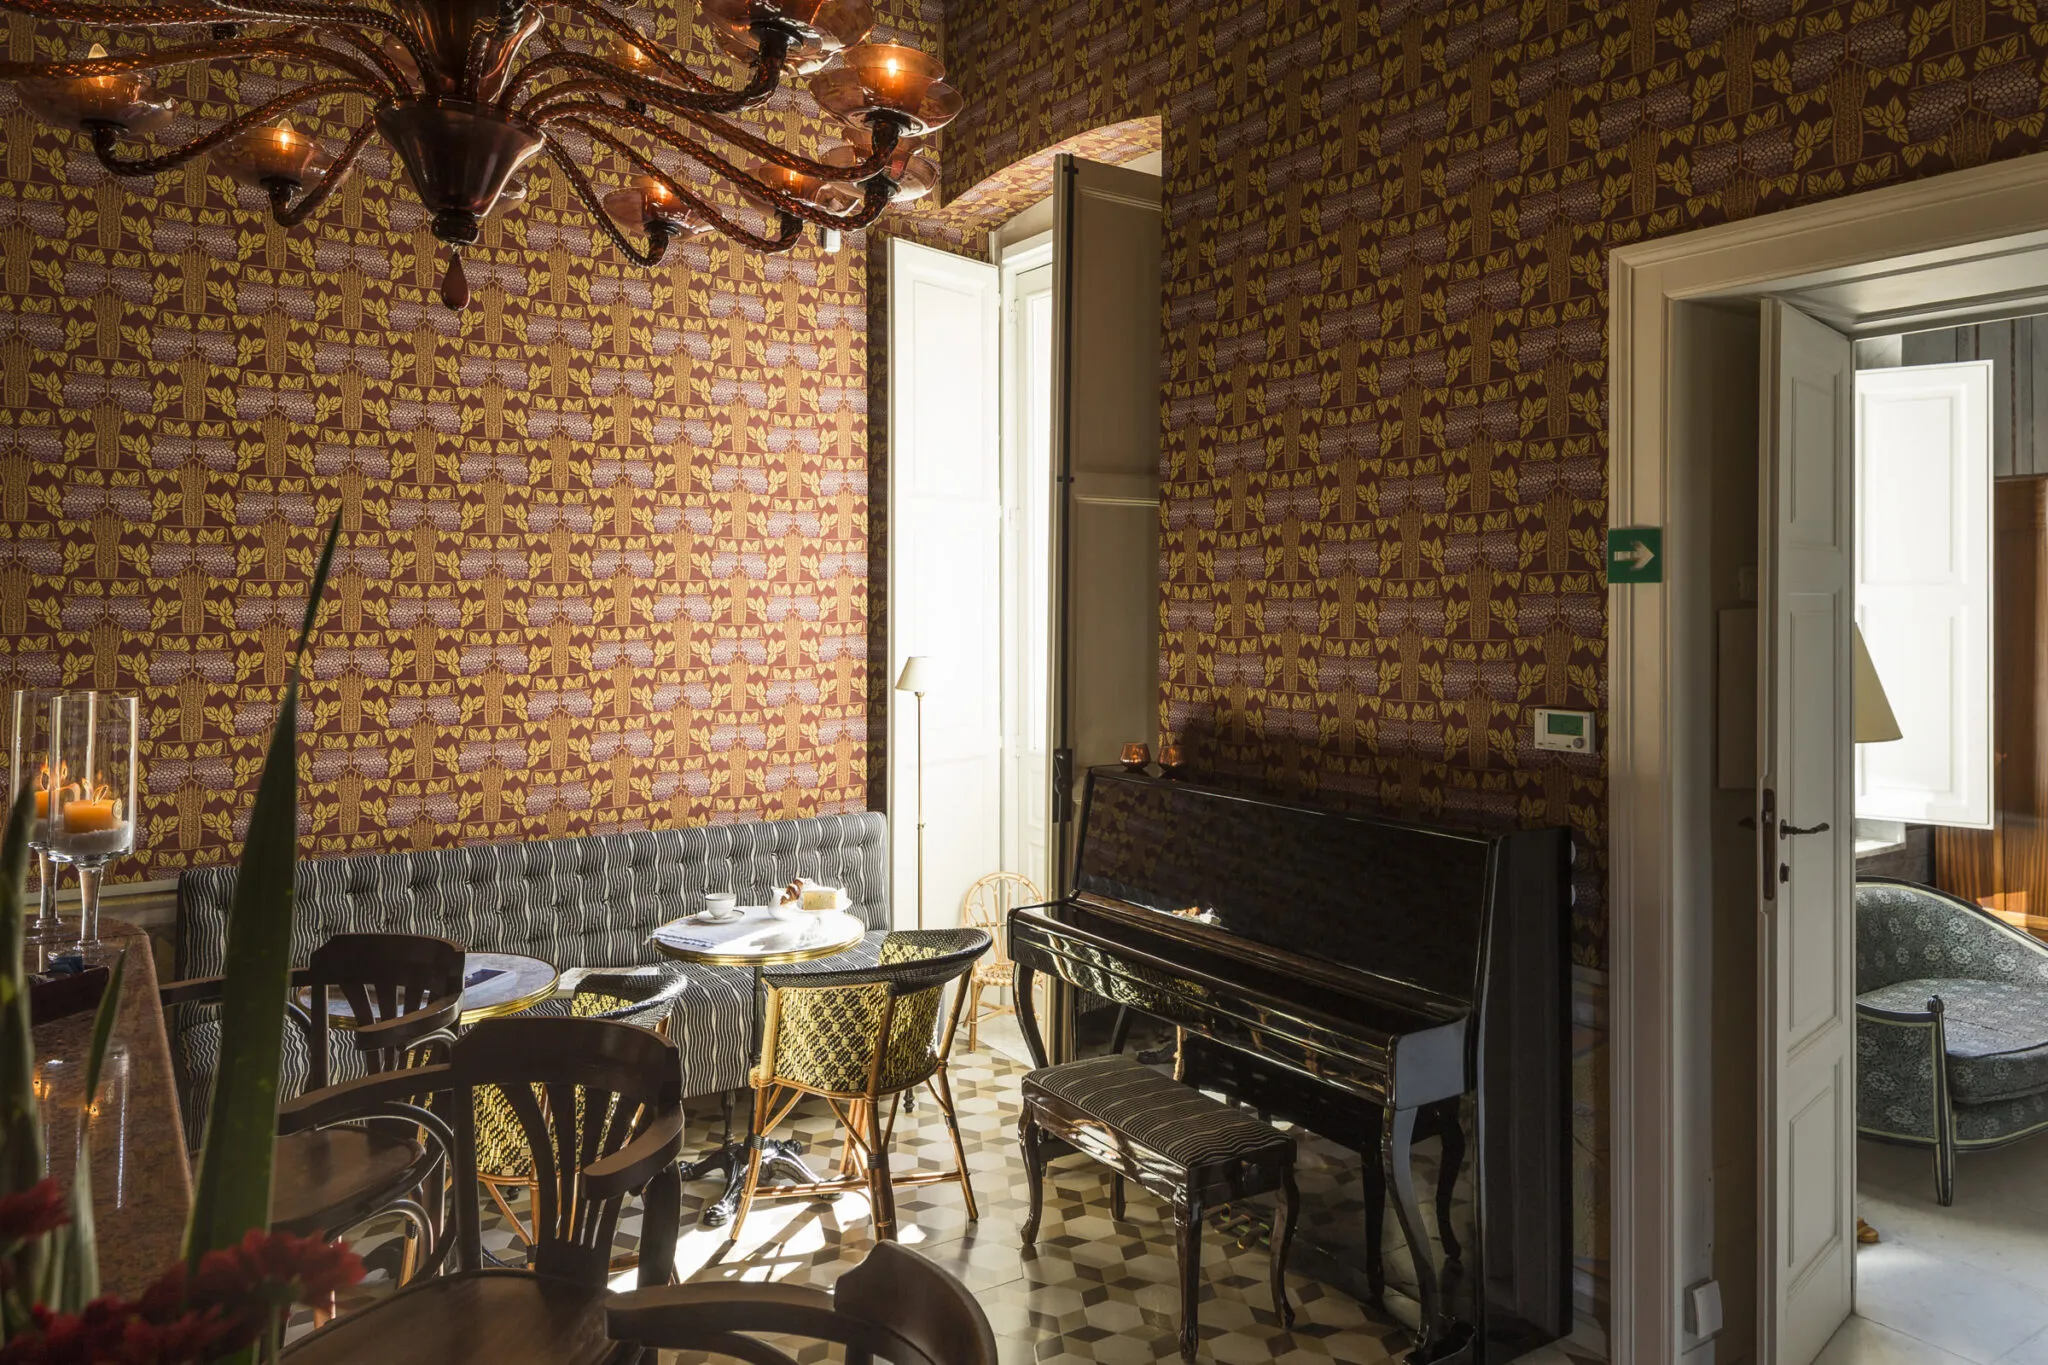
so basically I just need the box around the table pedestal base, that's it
[681,1136,832,1228]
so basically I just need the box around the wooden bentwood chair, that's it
[958,871,1042,1052]
[729,928,991,1243]
[281,1014,685,1365]
[162,932,466,1297]
[606,1240,997,1365]
[472,965,689,1246]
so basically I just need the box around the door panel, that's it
[1049,155,1162,902]
[1854,360,1994,827]
[889,238,1002,930]
[1760,299,1856,1365]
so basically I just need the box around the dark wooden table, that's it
[31,916,191,1298]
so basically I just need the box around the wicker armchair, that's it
[730,928,990,1242]
[958,872,1042,1052]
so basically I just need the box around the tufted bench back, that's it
[1855,877,2048,995]
[176,813,891,978]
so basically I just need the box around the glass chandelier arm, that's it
[532,98,884,232]
[206,0,435,78]
[553,111,803,253]
[0,0,238,28]
[269,105,381,226]
[0,37,396,95]
[87,77,377,175]
[530,0,730,97]
[669,103,900,181]
[540,132,672,267]
[502,33,785,119]
[317,24,416,92]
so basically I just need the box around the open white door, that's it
[888,238,1002,930]
[1048,155,1162,898]
[1758,299,1857,1365]
[1854,361,1994,827]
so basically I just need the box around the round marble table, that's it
[650,905,867,1226]
[305,950,559,1027]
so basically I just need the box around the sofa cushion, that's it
[1860,976,2048,1104]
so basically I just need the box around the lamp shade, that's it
[1853,625,1903,744]
[894,656,934,694]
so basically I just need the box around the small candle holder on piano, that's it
[8,689,64,959]
[45,692,138,966]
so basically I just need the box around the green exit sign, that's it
[1608,527,1664,585]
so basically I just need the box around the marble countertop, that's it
[32,916,191,1299]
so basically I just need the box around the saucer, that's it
[688,907,745,925]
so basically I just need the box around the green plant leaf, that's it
[294,512,342,662]
[55,948,126,1310]
[0,786,46,1328]
[183,673,299,1265]
[185,508,340,1265]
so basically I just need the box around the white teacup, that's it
[702,892,738,919]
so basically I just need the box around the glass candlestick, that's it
[9,689,63,957]
[46,692,138,965]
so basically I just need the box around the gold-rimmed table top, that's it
[300,950,559,1027]
[650,907,866,968]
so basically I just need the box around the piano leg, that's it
[1428,1099,1466,1264]
[1362,1148,1387,1300]
[1014,964,1051,1070]
[1385,1104,1447,1356]
[1272,1164,1298,1328]
[1109,1005,1134,1054]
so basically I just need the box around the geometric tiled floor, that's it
[321,1024,1605,1363]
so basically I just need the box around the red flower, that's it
[187,1229,363,1314]
[0,1181,70,1246]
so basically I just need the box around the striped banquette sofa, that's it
[169,813,891,1146]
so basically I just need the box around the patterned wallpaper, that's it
[0,0,942,879]
[944,0,2048,977]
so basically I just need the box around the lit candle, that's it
[63,795,117,833]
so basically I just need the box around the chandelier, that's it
[0,0,955,307]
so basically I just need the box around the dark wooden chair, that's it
[281,1014,685,1365]
[161,932,465,1291]
[605,1240,997,1365]
[1019,1052,1297,1363]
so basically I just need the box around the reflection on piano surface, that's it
[1009,768,1571,1364]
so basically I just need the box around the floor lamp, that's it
[894,657,932,930]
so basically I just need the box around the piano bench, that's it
[1018,1053,1297,1362]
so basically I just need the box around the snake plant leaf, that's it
[0,788,44,1335]
[184,509,340,1264]
[50,948,127,1311]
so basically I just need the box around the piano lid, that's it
[1072,768,1504,1007]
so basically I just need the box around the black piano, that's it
[1009,767,1571,1364]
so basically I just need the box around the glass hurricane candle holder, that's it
[212,119,333,192]
[601,176,714,236]
[808,43,961,135]
[46,692,139,965]
[8,690,62,955]
[702,0,875,73]
[14,42,176,135]
[819,131,937,202]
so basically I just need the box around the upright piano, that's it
[1009,767,1571,1364]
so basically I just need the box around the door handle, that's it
[1780,821,1831,836]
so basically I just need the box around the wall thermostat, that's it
[1533,709,1597,755]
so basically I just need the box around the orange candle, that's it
[34,790,49,817]
[63,799,117,833]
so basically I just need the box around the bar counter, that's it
[31,916,191,1298]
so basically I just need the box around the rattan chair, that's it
[473,966,689,1246]
[958,872,1041,1052]
[729,928,991,1243]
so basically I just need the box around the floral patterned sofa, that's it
[1856,877,2048,1204]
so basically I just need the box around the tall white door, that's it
[1854,361,1994,827]
[1048,155,1163,896]
[1758,299,1857,1365]
[888,238,1002,930]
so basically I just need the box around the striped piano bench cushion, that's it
[1023,1053,1289,1170]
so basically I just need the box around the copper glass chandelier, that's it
[0,0,954,307]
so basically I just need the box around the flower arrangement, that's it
[1,517,349,1363]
